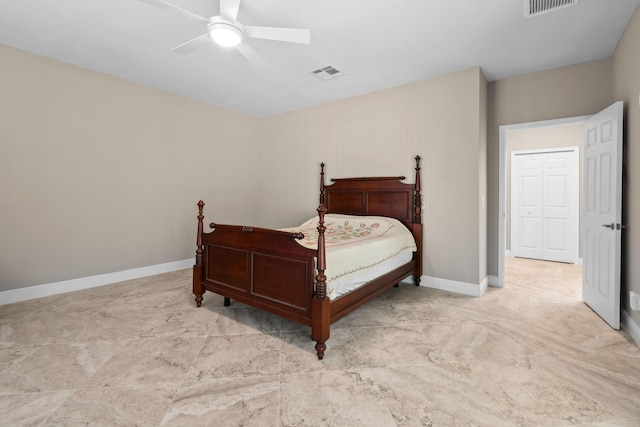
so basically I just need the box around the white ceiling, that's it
[1,0,638,117]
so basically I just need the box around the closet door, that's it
[511,148,578,263]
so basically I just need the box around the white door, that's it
[583,101,623,329]
[512,149,578,263]
[512,153,543,259]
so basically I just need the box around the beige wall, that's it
[259,68,488,287]
[1,47,488,293]
[487,59,614,278]
[0,45,261,291]
[613,5,640,326]
[1,51,489,293]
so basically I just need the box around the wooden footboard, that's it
[193,201,326,325]
[194,156,422,359]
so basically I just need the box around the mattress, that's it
[280,214,417,299]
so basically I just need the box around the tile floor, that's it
[1,257,639,426]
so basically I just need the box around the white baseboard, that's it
[488,275,502,287]
[622,309,640,348]
[420,275,487,297]
[0,259,194,306]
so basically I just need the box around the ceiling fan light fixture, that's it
[209,22,243,47]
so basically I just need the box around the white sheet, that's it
[280,214,417,299]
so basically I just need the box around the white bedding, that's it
[280,214,417,299]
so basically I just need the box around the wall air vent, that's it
[524,0,579,18]
[310,65,344,81]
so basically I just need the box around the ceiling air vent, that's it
[310,65,344,81]
[524,0,579,18]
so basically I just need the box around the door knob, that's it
[602,223,614,229]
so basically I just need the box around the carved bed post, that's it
[193,200,205,307]
[413,156,423,286]
[312,203,330,359]
[414,155,422,223]
[319,162,326,206]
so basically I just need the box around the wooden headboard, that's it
[319,156,422,230]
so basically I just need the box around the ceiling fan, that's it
[139,0,310,68]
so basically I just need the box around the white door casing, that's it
[583,101,623,329]
[511,148,578,263]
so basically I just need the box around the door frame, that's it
[497,115,589,286]
[510,147,580,264]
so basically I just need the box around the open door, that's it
[583,101,623,329]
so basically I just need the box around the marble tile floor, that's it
[1,257,639,426]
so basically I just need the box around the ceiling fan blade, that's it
[244,26,310,44]
[137,0,210,24]
[235,43,267,68]
[220,0,241,21]
[171,33,212,54]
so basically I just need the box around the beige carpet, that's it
[1,257,639,426]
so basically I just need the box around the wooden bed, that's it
[193,156,423,359]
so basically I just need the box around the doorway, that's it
[498,103,624,331]
[497,115,589,286]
